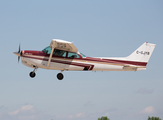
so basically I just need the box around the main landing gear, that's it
[57,73,64,80]
[57,70,64,80]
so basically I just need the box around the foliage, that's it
[148,116,161,120]
[98,116,110,120]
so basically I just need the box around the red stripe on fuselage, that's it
[22,50,147,67]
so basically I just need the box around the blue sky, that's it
[0,0,163,120]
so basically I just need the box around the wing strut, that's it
[47,47,54,68]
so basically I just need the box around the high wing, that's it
[47,39,78,68]
[50,39,78,53]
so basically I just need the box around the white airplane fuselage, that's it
[21,50,146,72]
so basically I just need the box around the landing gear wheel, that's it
[29,72,36,78]
[57,73,64,80]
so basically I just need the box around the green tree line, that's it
[148,116,161,120]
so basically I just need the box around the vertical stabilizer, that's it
[126,42,156,63]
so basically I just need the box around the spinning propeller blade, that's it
[13,44,21,63]
[18,44,20,53]
[18,44,20,63]
[18,55,20,63]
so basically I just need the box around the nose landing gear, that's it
[29,67,37,78]
[29,72,36,78]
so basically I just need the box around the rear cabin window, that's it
[68,52,80,58]
[80,53,86,58]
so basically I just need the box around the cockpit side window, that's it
[68,52,80,58]
[42,46,66,57]
[53,49,66,57]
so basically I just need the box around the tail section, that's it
[126,42,156,63]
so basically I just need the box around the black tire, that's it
[29,72,36,78]
[57,73,64,80]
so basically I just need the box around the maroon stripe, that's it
[83,57,147,66]
[102,59,147,66]
[23,50,147,66]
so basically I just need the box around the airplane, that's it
[13,39,156,80]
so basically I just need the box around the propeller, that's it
[13,44,21,63]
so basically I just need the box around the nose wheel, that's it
[57,73,64,80]
[29,72,36,78]
[29,66,37,78]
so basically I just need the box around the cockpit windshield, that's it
[42,46,52,54]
